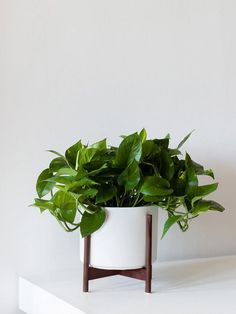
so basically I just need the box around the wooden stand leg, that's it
[83,235,90,292]
[83,213,153,293]
[145,214,152,293]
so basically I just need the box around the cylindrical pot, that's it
[80,205,158,270]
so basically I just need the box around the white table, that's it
[19,255,236,314]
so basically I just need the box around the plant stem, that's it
[132,192,140,207]
[64,221,80,232]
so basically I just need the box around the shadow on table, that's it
[153,256,236,293]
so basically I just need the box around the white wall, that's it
[1,0,236,312]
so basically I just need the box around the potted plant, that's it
[32,129,225,270]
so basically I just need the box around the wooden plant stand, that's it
[83,213,153,293]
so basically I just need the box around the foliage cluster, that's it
[32,130,224,238]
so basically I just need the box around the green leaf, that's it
[65,140,82,169]
[88,164,108,176]
[90,138,107,151]
[177,130,194,149]
[36,169,55,198]
[80,208,106,237]
[192,160,215,179]
[68,177,98,190]
[96,185,117,204]
[141,140,156,159]
[168,148,181,156]
[185,153,198,197]
[71,187,98,198]
[66,179,98,196]
[140,176,173,196]
[191,183,218,205]
[115,133,142,168]
[118,160,140,191]
[204,169,215,179]
[44,176,76,185]
[76,167,88,179]
[47,150,65,159]
[49,157,68,173]
[30,198,55,213]
[192,200,225,215]
[79,147,98,166]
[57,168,78,176]
[143,195,164,202]
[53,190,77,223]
[161,150,174,180]
[154,138,169,150]
[161,215,182,239]
[173,171,187,196]
[139,128,147,143]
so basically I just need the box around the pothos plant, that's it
[32,129,225,238]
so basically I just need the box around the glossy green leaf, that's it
[140,176,173,196]
[168,148,181,156]
[192,160,215,179]
[53,190,77,223]
[161,150,175,180]
[72,187,98,198]
[115,133,142,168]
[83,188,98,198]
[36,169,55,198]
[44,176,75,185]
[177,130,194,149]
[154,138,169,150]
[161,215,182,239]
[185,153,198,197]
[192,200,225,214]
[96,185,117,204]
[31,198,55,213]
[76,167,88,179]
[88,164,108,176]
[49,157,68,173]
[191,183,218,205]
[141,140,156,159]
[47,150,65,159]
[67,177,98,190]
[143,195,164,202]
[57,168,78,176]
[90,139,107,151]
[118,160,140,191]
[79,147,98,166]
[204,169,215,179]
[65,140,82,168]
[173,171,187,196]
[139,128,147,143]
[80,208,106,237]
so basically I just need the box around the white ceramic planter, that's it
[80,206,158,270]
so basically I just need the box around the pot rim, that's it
[99,205,159,210]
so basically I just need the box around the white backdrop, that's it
[1,0,236,312]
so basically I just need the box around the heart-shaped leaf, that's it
[140,176,173,196]
[118,160,140,191]
[36,169,55,198]
[161,215,182,239]
[115,133,142,168]
[53,190,77,223]
[80,208,106,237]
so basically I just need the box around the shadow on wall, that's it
[157,161,236,262]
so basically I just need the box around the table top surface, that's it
[19,255,236,314]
